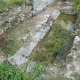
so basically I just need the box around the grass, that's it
[58,14,77,24]
[4,0,25,5]
[0,61,43,80]
[0,0,8,12]
[30,24,72,65]
[0,0,29,12]
[0,24,29,55]
[73,0,80,12]
[30,14,76,65]
[0,60,73,80]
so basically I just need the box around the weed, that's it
[0,61,43,80]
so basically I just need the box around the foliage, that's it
[27,64,43,80]
[0,61,43,80]
[73,0,80,12]
[0,0,26,12]
[0,23,30,55]
[0,61,71,80]
[0,61,28,80]
[0,0,7,12]
[31,24,72,65]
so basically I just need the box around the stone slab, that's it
[51,9,60,20]
[8,41,38,66]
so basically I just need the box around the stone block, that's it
[51,9,60,20]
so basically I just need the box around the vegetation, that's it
[73,0,80,12]
[0,0,79,80]
[0,61,43,80]
[30,24,73,65]
[0,0,7,12]
[0,0,26,12]
[4,0,25,5]
[58,14,77,24]
[0,61,73,80]
[0,25,29,55]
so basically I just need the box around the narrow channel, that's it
[30,13,77,65]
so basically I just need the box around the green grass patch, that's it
[58,14,77,24]
[0,0,27,12]
[73,0,80,12]
[30,14,76,65]
[0,61,42,80]
[30,24,72,65]
[0,61,72,80]
[0,0,8,13]
[0,25,29,55]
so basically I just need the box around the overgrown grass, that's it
[0,61,73,80]
[0,0,26,12]
[73,0,80,12]
[0,0,8,12]
[4,0,25,5]
[30,14,76,65]
[30,24,72,65]
[0,61,42,80]
[0,25,29,55]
